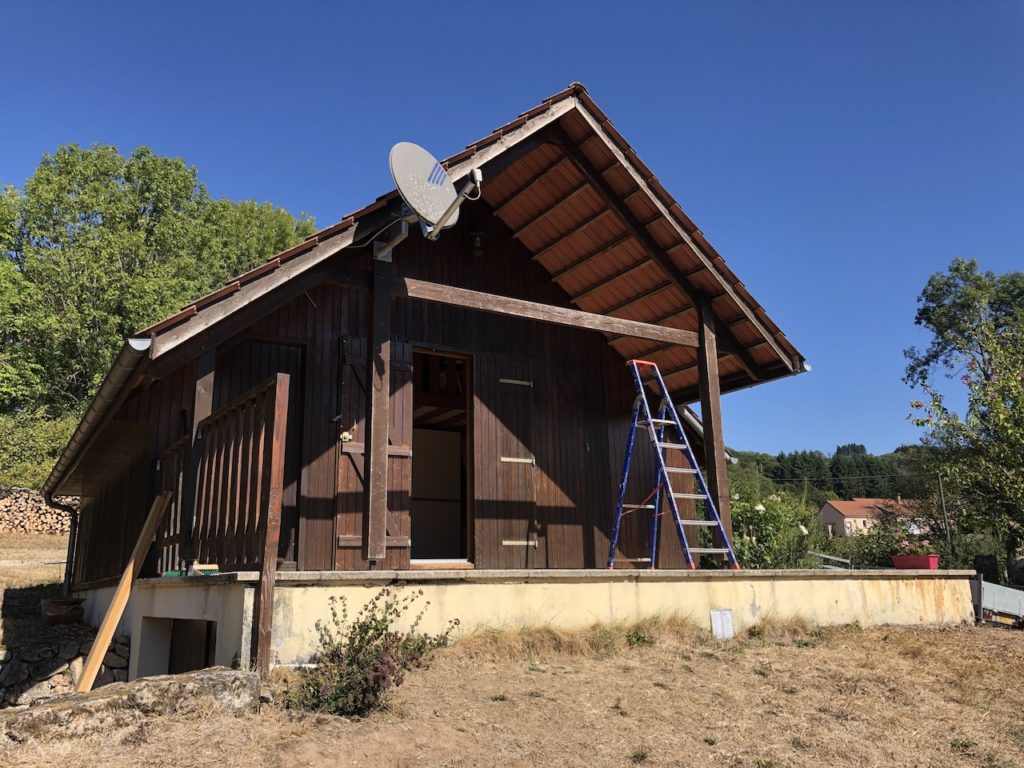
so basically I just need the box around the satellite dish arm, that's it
[425,168,483,241]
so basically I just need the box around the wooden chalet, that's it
[46,83,806,612]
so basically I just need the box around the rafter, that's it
[511,183,590,236]
[548,125,765,384]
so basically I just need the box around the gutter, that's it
[45,493,79,598]
[42,337,152,497]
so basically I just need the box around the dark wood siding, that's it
[74,198,697,579]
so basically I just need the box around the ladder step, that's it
[622,504,656,510]
[680,520,720,527]
[650,418,676,425]
[689,548,730,555]
[672,493,709,500]
[657,442,687,450]
[612,557,652,563]
[664,467,698,474]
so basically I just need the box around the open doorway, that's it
[411,349,471,566]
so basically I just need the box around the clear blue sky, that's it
[3,1,1022,456]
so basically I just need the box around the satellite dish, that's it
[389,142,483,241]
[389,142,460,229]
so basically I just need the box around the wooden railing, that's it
[190,373,290,573]
[154,433,191,574]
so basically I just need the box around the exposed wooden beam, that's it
[550,232,634,281]
[568,259,654,303]
[530,208,614,262]
[474,134,559,182]
[697,297,732,545]
[392,277,698,347]
[659,352,737,383]
[602,281,675,317]
[493,155,571,215]
[365,257,392,563]
[512,184,589,237]
[607,306,697,345]
[549,126,764,384]
[568,106,796,372]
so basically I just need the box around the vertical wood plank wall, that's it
[73,201,709,581]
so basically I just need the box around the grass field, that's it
[0,533,67,590]
[2,532,1023,768]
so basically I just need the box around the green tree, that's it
[0,144,315,415]
[911,318,1024,560]
[904,257,1024,387]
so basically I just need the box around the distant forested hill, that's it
[728,443,932,509]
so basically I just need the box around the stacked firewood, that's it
[0,488,77,535]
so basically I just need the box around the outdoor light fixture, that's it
[467,231,487,257]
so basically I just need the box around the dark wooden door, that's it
[473,354,537,569]
[334,337,413,569]
[213,339,304,565]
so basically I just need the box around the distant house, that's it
[819,498,903,537]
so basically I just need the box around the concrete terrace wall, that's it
[269,569,975,665]
[77,569,975,673]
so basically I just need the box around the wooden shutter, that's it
[334,337,413,569]
[473,354,537,569]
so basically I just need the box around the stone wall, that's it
[0,631,130,707]
[0,488,76,535]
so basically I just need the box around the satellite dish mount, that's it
[389,142,483,242]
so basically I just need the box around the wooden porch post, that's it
[253,373,289,676]
[697,297,733,543]
[364,255,392,564]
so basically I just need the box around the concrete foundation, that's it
[76,568,976,675]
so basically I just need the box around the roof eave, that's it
[43,337,153,496]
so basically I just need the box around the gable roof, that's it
[821,498,902,519]
[44,83,805,496]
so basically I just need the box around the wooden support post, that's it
[364,256,392,563]
[697,297,733,544]
[77,492,172,692]
[252,373,289,676]
[181,349,215,565]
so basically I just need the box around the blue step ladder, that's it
[606,359,739,570]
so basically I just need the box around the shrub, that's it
[0,410,78,489]
[289,588,456,717]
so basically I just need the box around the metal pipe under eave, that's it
[44,493,79,597]
[678,406,738,465]
[42,337,153,497]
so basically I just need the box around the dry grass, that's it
[3,619,1024,768]
[2,538,1021,767]
[0,533,66,590]
[455,615,709,660]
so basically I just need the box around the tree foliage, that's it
[0,144,315,415]
[904,257,1024,388]
[0,410,79,489]
[911,318,1024,556]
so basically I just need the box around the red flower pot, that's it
[892,554,940,570]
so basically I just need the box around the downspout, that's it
[46,493,79,598]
